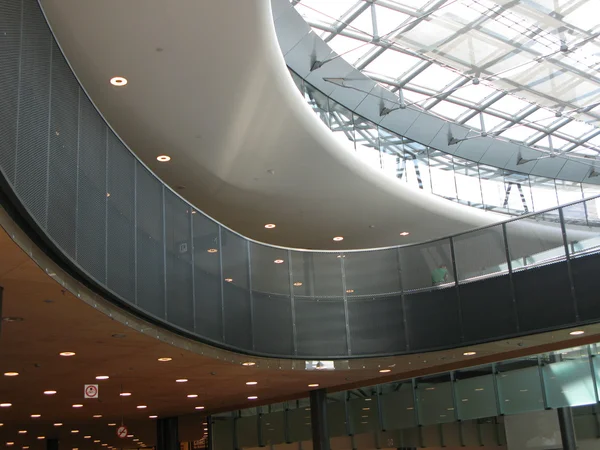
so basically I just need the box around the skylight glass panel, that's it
[523,108,562,129]
[408,63,463,92]
[373,5,411,37]
[384,0,434,13]
[451,82,498,104]
[363,49,422,80]
[295,0,357,26]
[556,120,598,140]
[327,34,376,66]
[464,113,508,132]
[347,5,373,38]
[429,100,471,121]
[500,124,539,142]
[487,95,532,116]
[563,1,599,31]
[402,89,430,106]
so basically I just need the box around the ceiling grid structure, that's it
[286,0,600,175]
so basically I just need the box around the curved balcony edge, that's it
[1,0,600,360]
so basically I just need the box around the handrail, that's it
[1,0,600,360]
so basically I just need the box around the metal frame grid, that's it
[292,0,600,161]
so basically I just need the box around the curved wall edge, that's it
[1,0,600,360]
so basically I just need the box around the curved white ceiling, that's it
[39,0,500,249]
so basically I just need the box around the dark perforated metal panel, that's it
[253,293,294,355]
[76,95,107,282]
[47,41,79,257]
[165,189,194,331]
[14,0,51,226]
[192,213,222,341]
[222,230,252,349]
[0,0,21,185]
[295,298,347,357]
[135,164,165,319]
[348,295,406,355]
[106,133,135,301]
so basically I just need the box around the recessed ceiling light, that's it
[207,248,218,254]
[149,415,158,419]
[126,435,133,438]
[346,289,354,293]
[187,394,198,398]
[17,431,26,435]
[224,278,233,282]
[3,372,18,377]
[362,407,370,411]
[333,236,344,241]
[194,406,205,410]
[22,447,28,449]
[30,414,41,418]
[293,282,303,286]
[96,375,109,380]
[156,155,171,162]
[242,362,256,366]
[308,384,319,388]
[94,440,101,444]
[36,437,45,441]
[264,224,276,229]
[246,381,258,385]
[248,396,258,400]
[274,259,284,264]
[463,351,477,356]
[93,415,102,418]
[44,390,57,395]
[570,330,585,336]
[399,231,410,236]
[108,423,116,427]
[137,405,147,409]
[72,404,83,408]
[54,423,63,427]
[158,357,172,362]
[6,443,13,447]
[59,351,76,357]
[110,77,128,87]
[133,439,139,442]
[102,444,108,447]
[176,379,188,383]
[119,393,131,397]
[379,369,391,373]
[0,403,12,408]
[71,430,79,434]
[84,437,91,440]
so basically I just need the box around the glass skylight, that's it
[292,0,600,158]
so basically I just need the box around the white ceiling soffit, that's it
[38,0,506,250]
[275,0,600,185]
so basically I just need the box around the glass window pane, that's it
[329,99,355,148]
[529,176,559,211]
[504,172,533,214]
[541,348,595,408]
[344,249,400,296]
[353,115,381,168]
[454,225,507,281]
[416,375,455,425]
[564,199,600,255]
[497,358,545,415]
[380,382,417,430]
[505,212,565,270]
[455,367,498,420]
[399,239,453,290]
[429,149,457,200]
